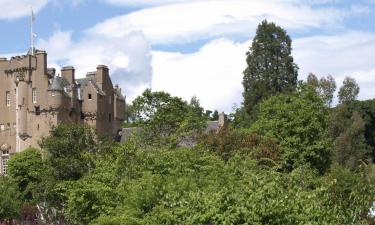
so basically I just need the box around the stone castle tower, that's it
[0,50,125,174]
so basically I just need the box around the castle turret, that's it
[47,76,64,109]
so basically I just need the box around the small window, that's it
[37,124,40,131]
[109,95,112,104]
[7,123,10,129]
[0,124,4,131]
[109,113,112,122]
[32,88,37,103]
[88,94,92,100]
[6,91,10,106]
[35,106,40,115]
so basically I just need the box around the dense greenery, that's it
[250,84,331,173]
[2,20,375,224]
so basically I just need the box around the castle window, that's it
[35,106,41,115]
[32,88,37,103]
[88,94,92,100]
[37,124,40,131]
[1,150,9,175]
[6,91,10,106]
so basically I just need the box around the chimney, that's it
[218,112,228,129]
[61,66,75,85]
[96,65,108,89]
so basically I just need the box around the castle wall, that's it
[0,51,126,174]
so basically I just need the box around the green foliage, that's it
[0,176,22,220]
[8,148,45,202]
[338,76,360,104]
[242,20,298,118]
[307,73,337,107]
[251,84,332,173]
[39,123,96,181]
[334,111,371,170]
[131,89,206,147]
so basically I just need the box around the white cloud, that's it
[0,0,49,20]
[89,0,347,45]
[152,38,248,112]
[294,31,375,100]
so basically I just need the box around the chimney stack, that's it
[96,65,109,89]
[61,66,75,85]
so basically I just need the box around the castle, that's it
[0,50,126,174]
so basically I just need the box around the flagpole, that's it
[30,7,34,56]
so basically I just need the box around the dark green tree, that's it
[8,148,45,201]
[338,77,359,104]
[242,20,298,117]
[211,110,219,121]
[39,123,96,181]
[334,111,371,170]
[0,176,22,220]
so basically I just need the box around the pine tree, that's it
[242,20,298,117]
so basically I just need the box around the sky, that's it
[0,0,374,112]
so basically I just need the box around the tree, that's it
[319,75,336,107]
[242,20,298,117]
[211,110,219,121]
[338,77,359,104]
[306,73,336,107]
[306,73,319,89]
[0,176,22,220]
[8,148,45,202]
[334,111,371,170]
[250,83,331,173]
[39,123,96,181]
[131,89,206,147]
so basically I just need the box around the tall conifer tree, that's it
[242,20,298,116]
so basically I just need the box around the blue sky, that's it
[1,0,375,112]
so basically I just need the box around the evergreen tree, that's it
[242,20,298,117]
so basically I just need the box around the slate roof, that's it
[48,76,70,91]
[76,77,106,96]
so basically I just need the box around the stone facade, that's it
[0,50,125,174]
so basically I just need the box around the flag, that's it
[32,32,37,38]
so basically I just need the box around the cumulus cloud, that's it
[152,38,248,112]
[89,0,348,45]
[0,0,49,20]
